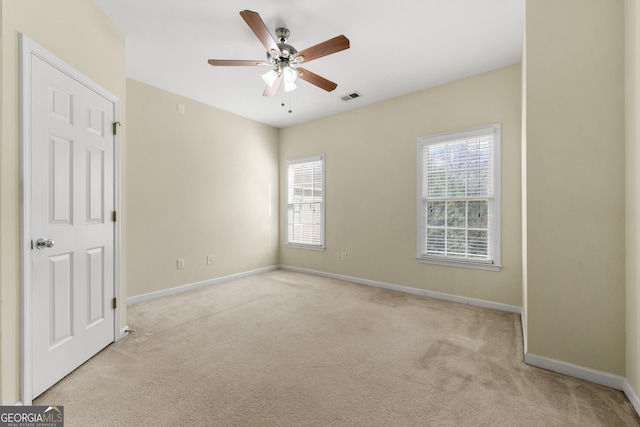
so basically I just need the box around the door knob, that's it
[35,238,55,249]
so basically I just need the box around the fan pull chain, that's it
[280,92,293,114]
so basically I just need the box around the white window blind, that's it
[286,155,325,249]
[417,125,501,270]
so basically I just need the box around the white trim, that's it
[119,326,131,340]
[286,154,324,165]
[279,264,521,314]
[19,34,122,405]
[416,124,501,271]
[417,125,502,144]
[19,33,34,408]
[524,353,626,390]
[623,379,640,416]
[416,256,502,271]
[113,101,123,344]
[521,311,528,354]
[285,154,325,250]
[126,265,279,305]
[285,243,326,251]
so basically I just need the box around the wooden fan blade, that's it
[293,35,350,64]
[240,10,282,57]
[297,68,338,92]
[208,59,270,66]
[263,75,283,97]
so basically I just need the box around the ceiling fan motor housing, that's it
[269,28,298,63]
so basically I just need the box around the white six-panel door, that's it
[28,48,116,399]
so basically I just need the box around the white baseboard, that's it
[279,264,522,314]
[521,319,528,354]
[126,265,279,305]
[524,353,626,390]
[119,326,130,340]
[624,379,640,416]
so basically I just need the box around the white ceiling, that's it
[92,0,524,129]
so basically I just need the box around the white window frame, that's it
[286,154,325,250]
[416,124,501,271]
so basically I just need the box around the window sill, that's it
[416,256,502,271]
[286,243,326,252]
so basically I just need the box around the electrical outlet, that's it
[177,259,185,269]
[207,255,213,265]
[341,251,348,261]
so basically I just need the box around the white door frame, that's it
[19,34,123,405]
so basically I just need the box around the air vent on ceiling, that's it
[340,92,362,101]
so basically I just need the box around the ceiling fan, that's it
[208,10,350,96]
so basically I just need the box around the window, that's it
[417,124,501,271]
[286,155,325,250]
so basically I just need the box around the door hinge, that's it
[112,298,117,309]
[112,211,117,222]
[112,122,121,136]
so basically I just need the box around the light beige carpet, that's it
[36,269,640,426]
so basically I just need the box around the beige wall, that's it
[279,65,523,307]
[525,0,625,374]
[126,80,279,297]
[626,0,640,398]
[0,0,126,404]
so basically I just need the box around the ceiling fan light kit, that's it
[208,10,350,102]
[261,69,279,87]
